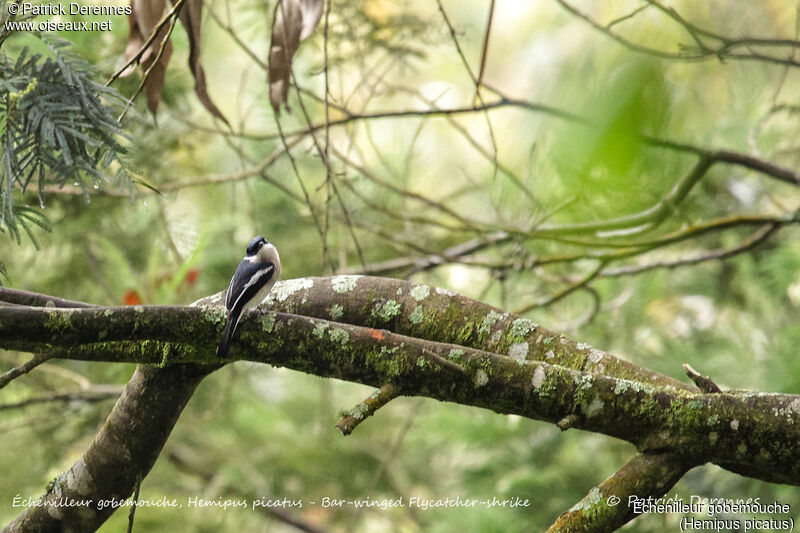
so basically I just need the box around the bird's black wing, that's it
[217,260,275,359]
[225,260,276,312]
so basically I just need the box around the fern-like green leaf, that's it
[0,36,131,253]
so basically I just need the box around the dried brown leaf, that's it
[268,0,324,114]
[170,0,230,125]
[121,0,228,123]
[124,0,169,66]
[142,41,173,116]
[121,0,172,115]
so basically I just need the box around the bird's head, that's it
[245,235,281,268]
[246,235,268,257]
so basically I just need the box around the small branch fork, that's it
[335,344,469,435]
[335,383,400,436]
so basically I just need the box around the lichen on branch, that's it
[2,277,800,489]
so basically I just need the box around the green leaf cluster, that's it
[0,37,132,279]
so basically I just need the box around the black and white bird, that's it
[216,235,281,359]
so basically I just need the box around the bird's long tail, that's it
[216,312,239,359]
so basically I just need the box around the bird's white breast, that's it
[243,243,281,311]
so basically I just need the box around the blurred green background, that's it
[2,0,800,530]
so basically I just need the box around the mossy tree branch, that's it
[2,276,799,532]
[4,363,216,533]
[546,453,692,532]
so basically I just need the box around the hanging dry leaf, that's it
[121,0,173,116]
[268,0,324,114]
[169,0,229,125]
[120,0,228,124]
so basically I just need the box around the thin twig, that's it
[0,386,123,410]
[332,147,488,234]
[554,0,800,68]
[475,0,495,98]
[204,3,268,70]
[515,261,606,314]
[322,0,334,270]
[126,474,141,533]
[347,399,424,530]
[271,0,337,272]
[556,286,601,332]
[437,0,502,186]
[167,446,329,533]
[601,224,781,277]
[118,2,184,121]
[107,0,188,86]
[605,4,650,30]
[0,352,55,391]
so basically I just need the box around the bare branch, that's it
[0,287,95,308]
[515,260,605,314]
[5,363,217,532]
[0,352,55,391]
[553,0,800,68]
[0,385,123,410]
[601,223,781,277]
[476,0,496,92]
[335,383,400,436]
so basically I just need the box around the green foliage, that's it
[0,37,131,280]
[548,59,672,222]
